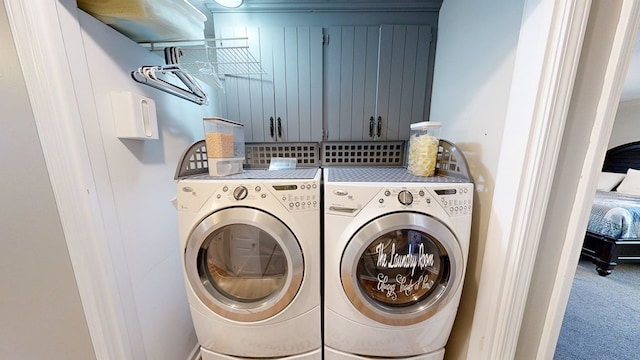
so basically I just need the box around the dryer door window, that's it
[341,212,464,326]
[185,207,304,322]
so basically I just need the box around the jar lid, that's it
[203,117,244,127]
[410,121,441,130]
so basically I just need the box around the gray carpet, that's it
[554,259,640,360]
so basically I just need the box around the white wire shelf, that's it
[138,37,266,88]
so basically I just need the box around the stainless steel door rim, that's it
[341,211,464,326]
[185,206,304,322]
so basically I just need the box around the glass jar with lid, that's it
[407,121,441,177]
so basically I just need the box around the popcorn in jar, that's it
[203,117,245,176]
[407,121,441,177]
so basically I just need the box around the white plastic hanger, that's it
[131,47,209,105]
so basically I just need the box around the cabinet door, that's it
[325,26,379,141]
[219,26,323,143]
[377,25,433,140]
[324,25,433,141]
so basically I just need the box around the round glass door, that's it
[341,212,463,326]
[185,207,304,322]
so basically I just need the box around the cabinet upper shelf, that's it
[77,1,266,90]
[77,0,207,42]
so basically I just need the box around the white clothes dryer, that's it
[176,168,322,360]
[323,167,473,360]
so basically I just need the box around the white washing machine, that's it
[176,168,322,360]
[323,167,473,360]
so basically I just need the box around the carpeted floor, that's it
[554,259,640,360]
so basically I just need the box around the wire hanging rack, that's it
[138,37,266,89]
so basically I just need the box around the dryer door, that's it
[341,211,464,326]
[185,206,303,322]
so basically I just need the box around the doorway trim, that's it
[535,1,640,358]
[466,1,593,358]
[3,0,130,359]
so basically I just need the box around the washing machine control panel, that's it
[379,188,432,209]
[214,182,320,212]
[377,185,473,217]
[430,185,473,217]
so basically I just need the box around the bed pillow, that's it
[597,172,626,191]
[616,168,640,196]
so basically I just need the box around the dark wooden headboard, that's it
[602,141,640,174]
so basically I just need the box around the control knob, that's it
[398,190,413,206]
[233,186,248,200]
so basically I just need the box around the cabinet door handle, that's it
[269,116,275,138]
[369,116,375,138]
[376,116,382,137]
[277,117,282,138]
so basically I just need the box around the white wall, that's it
[2,0,223,356]
[609,97,640,148]
[619,29,640,101]
[429,0,525,358]
[0,4,96,359]
[68,10,221,359]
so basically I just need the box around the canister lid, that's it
[410,121,441,130]
[203,117,244,127]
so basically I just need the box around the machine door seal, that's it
[341,211,464,326]
[185,206,303,322]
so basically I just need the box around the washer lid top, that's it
[341,211,464,326]
[325,167,468,183]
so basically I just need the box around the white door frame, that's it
[466,1,592,357]
[469,0,640,359]
[3,0,131,359]
[535,1,640,358]
[3,0,638,359]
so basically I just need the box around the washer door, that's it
[185,207,303,322]
[341,212,464,326]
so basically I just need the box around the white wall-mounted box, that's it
[112,91,159,140]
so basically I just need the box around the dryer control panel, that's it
[269,181,320,212]
[213,181,320,212]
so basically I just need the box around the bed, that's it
[581,141,640,276]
